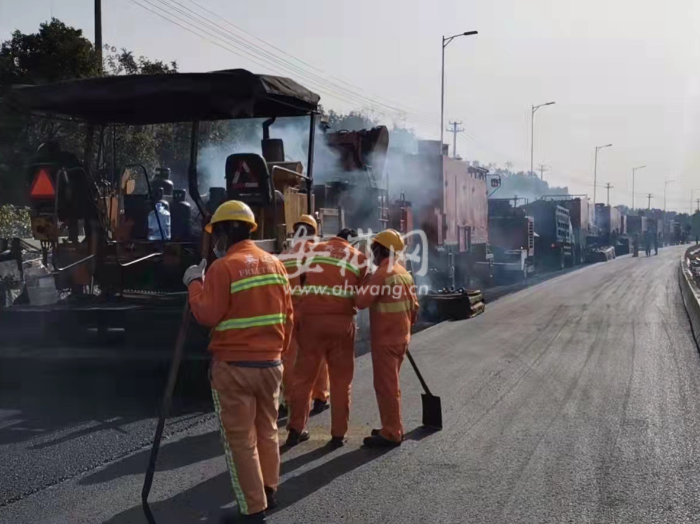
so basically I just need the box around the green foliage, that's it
[0,204,31,238]
[0,19,180,205]
[0,18,98,86]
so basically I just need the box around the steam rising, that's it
[196,117,342,193]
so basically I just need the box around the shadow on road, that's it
[0,357,210,447]
[104,424,438,524]
[80,430,220,485]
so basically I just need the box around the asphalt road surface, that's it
[2,245,699,524]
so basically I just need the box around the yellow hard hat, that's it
[294,214,318,232]
[205,200,258,233]
[373,229,405,252]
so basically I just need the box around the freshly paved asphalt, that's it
[2,245,699,523]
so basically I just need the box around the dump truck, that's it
[0,69,321,343]
[487,198,534,281]
[522,200,574,269]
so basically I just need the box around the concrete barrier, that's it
[679,245,700,348]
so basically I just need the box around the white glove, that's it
[183,259,207,287]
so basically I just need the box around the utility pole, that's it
[538,164,548,180]
[605,183,613,205]
[696,198,699,212]
[647,193,653,209]
[95,0,102,73]
[446,121,464,158]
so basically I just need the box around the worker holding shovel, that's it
[356,229,419,447]
[184,200,293,523]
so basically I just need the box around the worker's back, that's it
[188,239,293,362]
[362,259,419,345]
[300,236,368,317]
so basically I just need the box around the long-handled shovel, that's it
[406,349,443,430]
[141,302,191,524]
[141,230,210,523]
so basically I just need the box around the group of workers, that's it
[183,200,419,523]
[632,230,660,257]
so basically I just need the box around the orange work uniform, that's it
[289,236,368,438]
[188,239,293,515]
[278,239,329,407]
[356,258,419,443]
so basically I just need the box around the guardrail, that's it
[679,245,700,348]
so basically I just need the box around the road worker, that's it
[654,230,659,255]
[286,228,368,448]
[278,215,330,418]
[644,229,652,257]
[355,229,419,447]
[183,200,293,523]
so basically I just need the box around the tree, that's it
[0,19,179,205]
[0,19,97,87]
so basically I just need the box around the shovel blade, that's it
[421,393,443,430]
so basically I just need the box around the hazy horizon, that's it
[2,0,699,212]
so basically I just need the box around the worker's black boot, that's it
[363,434,401,448]
[264,486,277,510]
[240,511,267,522]
[277,403,288,419]
[220,510,266,523]
[285,428,310,447]
[311,398,329,414]
[329,436,346,449]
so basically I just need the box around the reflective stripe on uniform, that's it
[230,273,288,294]
[308,255,360,276]
[211,388,248,513]
[282,259,301,268]
[215,313,287,331]
[304,285,355,298]
[372,300,415,313]
[384,273,414,287]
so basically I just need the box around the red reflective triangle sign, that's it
[30,169,55,198]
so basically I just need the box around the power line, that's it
[126,0,518,162]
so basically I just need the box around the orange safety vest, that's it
[299,236,368,317]
[187,239,294,362]
[356,258,419,345]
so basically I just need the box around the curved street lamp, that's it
[530,101,555,178]
[631,165,646,209]
[593,144,612,204]
[440,31,478,149]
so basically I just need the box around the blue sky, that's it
[2,0,700,211]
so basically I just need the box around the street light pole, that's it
[593,143,612,204]
[663,180,675,212]
[631,165,646,210]
[441,31,478,150]
[692,189,700,214]
[530,101,555,177]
